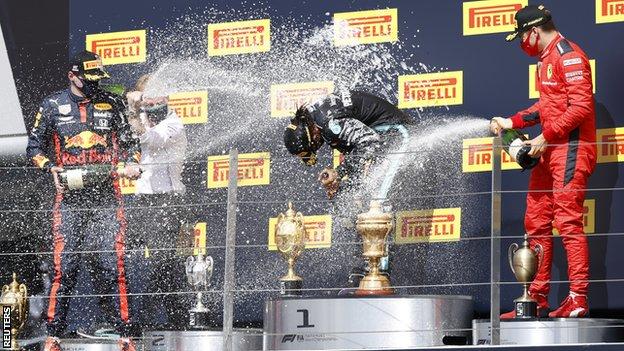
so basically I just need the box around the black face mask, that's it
[79,78,101,98]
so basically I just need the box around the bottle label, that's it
[508,138,524,162]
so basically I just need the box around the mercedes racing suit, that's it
[307,90,411,185]
[26,88,140,336]
[509,34,596,296]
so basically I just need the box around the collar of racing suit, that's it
[67,88,89,103]
[539,33,564,60]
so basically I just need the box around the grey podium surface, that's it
[263,295,473,350]
[142,328,263,351]
[473,318,624,345]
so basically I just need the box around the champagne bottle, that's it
[59,164,113,190]
[500,129,539,170]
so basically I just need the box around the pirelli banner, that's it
[206,152,270,188]
[168,91,208,124]
[463,0,527,36]
[86,29,146,65]
[395,208,462,244]
[207,19,271,56]
[270,81,334,117]
[333,8,398,46]
[597,127,624,163]
[267,215,333,250]
[398,71,463,109]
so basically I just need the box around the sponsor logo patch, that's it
[207,19,271,56]
[94,103,112,110]
[398,71,463,108]
[270,81,334,117]
[207,152,270,188]
[168,91,208,124]
[563,57,583,66]
[268,215,332,250]
[529,59,596,98]
[86,29,146,65]
[395,208,462,244]
[333,8,398,46]
[463,0,527,36]
[596,0,624,23]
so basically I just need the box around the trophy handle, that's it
[534,243,544,271]
[508,243,519,275]
[205,256,214,284]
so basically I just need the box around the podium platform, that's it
[473,318,624,345]
[263,295,473,349]
[142,328,263,351]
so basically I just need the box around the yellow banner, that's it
[597,127,624,163]
[268,215,332,250]
[553,199,595,235]
[396,208,462,244]
[207,19,270,56]
[334,8,398,46]
[207,152,270,188]
[117,162,136,195]
[596,0,624,23]
[270,81,334,117]
[462,137,522,173]
[463,0,527,36]
[398,71,463,108]
[168,91,208,124]
[529,60,596,99]
[193,222,207,255]
[86,29,146,65]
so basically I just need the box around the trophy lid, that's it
[8,273,20,292]
[357,200,392,223]
[284,202,296,218]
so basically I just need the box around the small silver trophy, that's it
[185,253,213,328]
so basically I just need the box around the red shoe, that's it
[118,337,136,351]
[548,292,588,318]
[43,337,61,351]
[500,292,549,319]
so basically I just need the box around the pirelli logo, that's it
[334,8,398,46]
[395,208,461,244]
[553,199,595,235]
[462,137,522,172]
[398,71,463,108]
[117,162,136,195]
[268,215,332,250]
[270,81,334,117]
[86,29,146,65]
[193,222,207,256]
[597,127,624,163]
[168,91,208,124]
[207,19,270,56]
[463,0,527,36]
[207,152,270,188]
[529,60,596,99]
[596,0,624,23]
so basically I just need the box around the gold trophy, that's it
[0,273,28,351]
[355,201,394,296]
[274,202,306,296]
[508,234,543,318]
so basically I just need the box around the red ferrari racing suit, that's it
[510,33,596,296]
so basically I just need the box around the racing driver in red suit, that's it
[490,5,596,318]
[26,51,141,351]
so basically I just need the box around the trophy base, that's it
[188,309,209,329]
[514,300,538,319]
[355,274,394,296]
[279,279,302,296]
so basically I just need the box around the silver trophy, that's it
[185,253,213,328]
